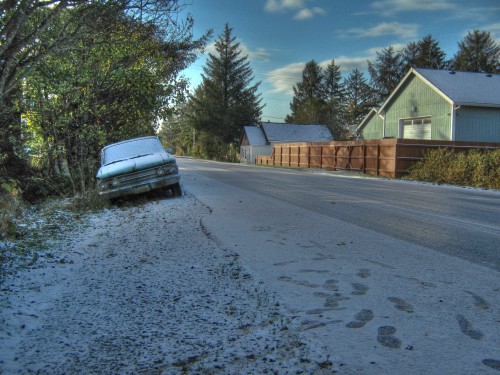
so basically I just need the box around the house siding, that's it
[455,106,500,142]
[383,75,452,140]
[361,113,384,139]
[240,145,272,164]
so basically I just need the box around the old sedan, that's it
[96,136,181,199]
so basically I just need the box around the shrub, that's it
[405,148,500,189]
[69,188,110,212]
[0,180,24,239]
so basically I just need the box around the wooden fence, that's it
[256,138,500,179]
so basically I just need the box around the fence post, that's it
[333,146,337,171]
[376,144,380,175]
[362,144,366,173]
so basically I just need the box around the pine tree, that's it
[285,60,324,124]
[404,34,446,70]
[344,68,376,126]
[453,30,500,73]
[188,24,263,155]
[367,46,406,104]
[322,59,347,140]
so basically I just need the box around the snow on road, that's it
[0,193,334,374]
[179,160,500,375]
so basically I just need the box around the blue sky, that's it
[180,0,500,123]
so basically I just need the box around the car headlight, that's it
[112,178,121,187]
[97,179,106,190]
[157,165,178,176]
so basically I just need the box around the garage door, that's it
[402,117,431,140]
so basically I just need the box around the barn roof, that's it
[243,126,268,146]
[261,122,333,143]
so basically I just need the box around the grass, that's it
[0,187,108,278]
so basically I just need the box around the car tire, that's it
[171,182,182,197]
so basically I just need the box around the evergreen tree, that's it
[322,59,347,140]
[188,24,263,158]
[404,34,446,70]
[285,60,324,124]
[453,30,500,73]
[323,59,345,102]
[344,69,376,126]
[367,46,406,104]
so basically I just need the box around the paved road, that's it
[179,157,500,271]
[179,157,500,374]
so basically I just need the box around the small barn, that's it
[357,68,500,142]
[240,122,333,164]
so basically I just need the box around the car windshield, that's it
[102,138,165,166]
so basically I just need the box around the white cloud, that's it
[370,0,454,15]
[264,0,326,20]
[484,22,500,37]
[265,43,412,95]
[266,62,305,95]
[264,0,305,12]
[483,22,500,46]
[206,41,270,60]
[266,55,371,95]
[240,43,271,60]
[294,7,327,20]
[345,22,418,39]
[319,56,369,73]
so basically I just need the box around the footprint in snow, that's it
[465,291,491,310]
[346,309,373,328]
[456,314,484,340]
[356,268,371,279]
[388,297,414,313]
[377,326,402,349]
[351,283,369,296]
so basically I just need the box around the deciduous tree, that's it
[1,0,208,198]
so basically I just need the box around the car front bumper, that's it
[98,174,180,200]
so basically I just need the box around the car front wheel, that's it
[170,182,182,197]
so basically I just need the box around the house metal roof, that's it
[415,68,500,107]
[261,122,333,143]
[243,126,268,146]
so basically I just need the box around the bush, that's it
[0,180,24,239]
[69,188,110,212]
[404,148,500,189]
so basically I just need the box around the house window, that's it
[401,117,432,140]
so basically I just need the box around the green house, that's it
[357,68,500,142]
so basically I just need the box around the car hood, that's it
[96,152,176,179]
